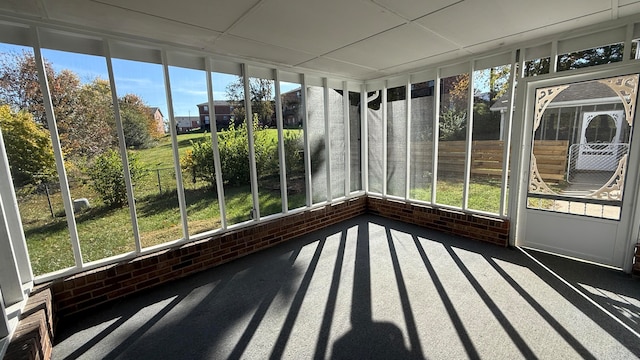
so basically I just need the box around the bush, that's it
[182,116,303,189]
[0,105,56,186]
[87,149,142,207]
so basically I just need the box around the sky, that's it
[0,43,299,118]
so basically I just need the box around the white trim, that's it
[105,40,142,253]
[382,83,388,197]
[275,70,288,213]
[243,65,260,220]
[462,62,474,210]
[162,49,189,240]
[206,58,228,229]
[33,27,83,269]
[405,77,412,200]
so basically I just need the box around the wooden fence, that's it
[404,140,569,181]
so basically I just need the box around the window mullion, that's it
[432,70,441,204]
[275,70,288,213]
[405,77,412,200]
[362,85,369,193]
[205,58,227,229]
[243,64,260,220]
[463,63,475,210]
[382,83,388,197]
[33,27,83,269]
[500,50,519,216]
[161,50,189,240]
[302,75,312,207]
[323,78,332,201]
[104,40,142,253]
[343,81,350,197]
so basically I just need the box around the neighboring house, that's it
[148,107,166,135]
[174,116,200,133]
[490,81,627,144]
[197,101,234,131]
[281,87,302,128]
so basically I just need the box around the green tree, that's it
[119,94,155,149]
[0,105,55,186]
[225,77,274,126]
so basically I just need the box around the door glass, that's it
[527,75,638,220]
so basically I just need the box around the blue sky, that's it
[0,43,299,117]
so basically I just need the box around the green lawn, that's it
[18,131,502,275]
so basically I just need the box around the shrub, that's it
[0,105,56,186]
[87,149,142,207]
[182,115,304,189]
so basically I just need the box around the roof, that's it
[490,81,619,111]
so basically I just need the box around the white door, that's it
[515,70,640,270]
[576,110,624,171]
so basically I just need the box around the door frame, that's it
[508,62,640,272]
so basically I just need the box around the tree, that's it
[0,105,55,186]
[225,76,274,126]
[63,78,116,158]
[118,94,156,149]
[0,51,78,129]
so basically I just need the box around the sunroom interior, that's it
[2,0,640,358]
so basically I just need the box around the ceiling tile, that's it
[94,0,259,32]
[0,0,46,16]
[371,0,460,20]
[213,35,314,66]
[416,0,612,48]
[46,0,220,49]
[298,57,382,79]
[326,23,458,70]
[228,0,404,55]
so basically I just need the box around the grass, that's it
[18,130,503,276]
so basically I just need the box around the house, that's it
[148,107,166,135]
[196,100,234,131]
[2,2,640,359]
[174,116,200,133]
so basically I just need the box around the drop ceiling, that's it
[1,0,640,80]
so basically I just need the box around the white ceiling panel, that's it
[46,0,220,49]
[298,57,383,79]
[326,23,458,70]
[214,34,314,66]
[371,0,460,20]
[96,0,259,33]
[0,0,637,80]
[228,0,404,55]
[0,0,46,17]
[416,0,613,48]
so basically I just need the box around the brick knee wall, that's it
[4,286,54,360]
[367,196,509,246]
[50,197,367,317]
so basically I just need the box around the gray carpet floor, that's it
[52,215,640,359]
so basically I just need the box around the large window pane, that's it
[281,82,306,210]
[349,91,362,192]
[409,81,434,202]
[41,49,137,263]
[437,74,468,207]
[169,65,221,235]
[367,90,383,194]
[215,72,252,225]
[248,77,282,217]
[329,88,345,199]
[387,85,407,197]
[469,65,511,214]
[307,85,327,203]
[0,46,75,275]
[111,58,182,247]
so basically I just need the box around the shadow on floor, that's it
[53,215,640,359]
